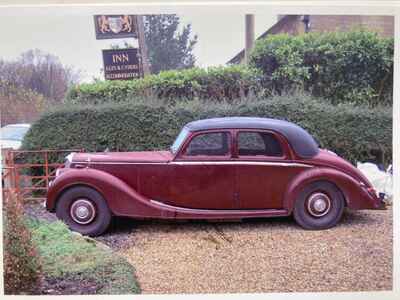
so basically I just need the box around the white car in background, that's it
[1,124,31,176]
[0,123,31,150]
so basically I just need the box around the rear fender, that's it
[47,168,174,218]
[284,167,380,213]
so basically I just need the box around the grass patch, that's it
[26,218,140,294]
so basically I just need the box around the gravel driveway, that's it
[110,207,392,294]
[26,202,392,294]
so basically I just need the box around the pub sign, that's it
[94,15,138,39]
[102,48,140,80]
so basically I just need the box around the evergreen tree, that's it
[144,15,198,74]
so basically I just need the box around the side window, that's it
[185,132,230,156]
[238,131,283,157]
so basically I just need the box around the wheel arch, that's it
[296,179,346,208]
[51,182,110,213]
[283,167,362,214]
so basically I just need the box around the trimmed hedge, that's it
[22,94,392,165]
[66,65,262,104]
[65,30,393,108]
[3,195,41,294]
[249,30,394,106]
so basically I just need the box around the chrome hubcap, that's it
[76,206,90,218]
[306,192,331,217]
[70,199,96,225]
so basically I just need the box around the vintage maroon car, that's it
[46,117,384,236]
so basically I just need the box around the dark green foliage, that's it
[66,30,393,108]
[144,15,198,74]
[3,197,41,295]
[249,30,393,106]
[65,65,262,104]
[23,93,392,166]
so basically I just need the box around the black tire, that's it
[293,181,344,230]
[56,186,111,236]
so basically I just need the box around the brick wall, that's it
[309,15,394,37]
[270,15,304,35]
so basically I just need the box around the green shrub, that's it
[66,65,262,104]
[249,30,393,106]
[3,195,41,294]
[22,93,392,166]
[66,30,392,107]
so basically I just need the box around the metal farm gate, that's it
[2,149,82,203]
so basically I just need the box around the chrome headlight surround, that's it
[64,152,75,168]
[55,153,75,178]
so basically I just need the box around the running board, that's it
[150,200,289,219]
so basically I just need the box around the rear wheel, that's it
[293,181,344,230]
[56,186,111,236]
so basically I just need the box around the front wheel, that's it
[293,181,344,230]
[56,186,112,236]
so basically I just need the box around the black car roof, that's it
[185,117,319,158]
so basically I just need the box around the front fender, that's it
[46,168,174,218]
[284,167,381,213]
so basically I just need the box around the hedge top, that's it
[22,93,392,166]
[66,65,262,104]
[65,30,393,107]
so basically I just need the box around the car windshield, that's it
[170,127,189,154]
[0,126,30,141]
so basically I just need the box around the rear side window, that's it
[238,131,283,157]
[185,132,230,156]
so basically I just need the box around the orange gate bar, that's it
[2,149,83,203]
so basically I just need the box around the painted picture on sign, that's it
[94,15,138,39]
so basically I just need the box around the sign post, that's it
[136,15,151,76]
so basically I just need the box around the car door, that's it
[234,130,306,209]
[167,130,237,209]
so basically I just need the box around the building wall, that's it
[309,15,394,37]
[268,15,304,36]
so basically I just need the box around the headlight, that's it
[55,168,61,177]
[65,152,74,168]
